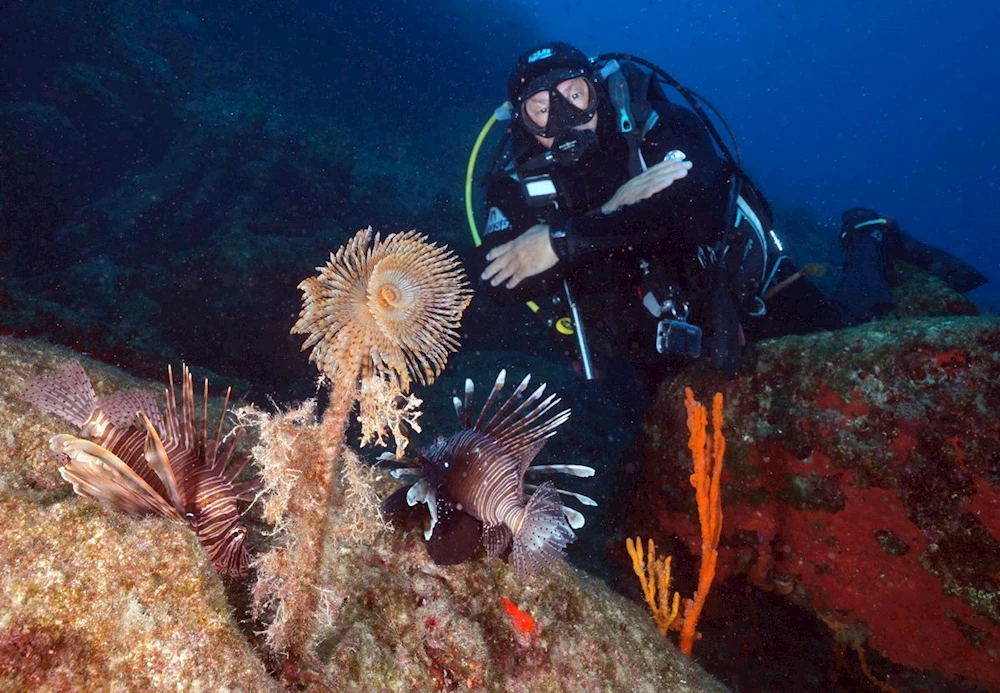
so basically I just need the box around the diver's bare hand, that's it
[481,224,558,289]
[601,157,693,214]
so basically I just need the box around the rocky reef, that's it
[627,315,1000,691]
[0,0,536,401]
[0,335,729,692]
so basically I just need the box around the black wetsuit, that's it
[473,83,841,381]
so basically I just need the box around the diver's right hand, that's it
[601,157,693,214]
[482,223,558,289]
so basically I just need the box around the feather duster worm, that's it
[21,361,255,577]
[258,226,470,665]
[383,370,596,575]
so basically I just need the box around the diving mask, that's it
[517,69,599,139]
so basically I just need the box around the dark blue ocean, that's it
[2,0,996,402]
[519,0,1000,308]
[2,1,998,691]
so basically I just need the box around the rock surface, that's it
[628,316,1000,690]
[0,337,729,692]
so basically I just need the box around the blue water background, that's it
[503,0,1000,307]
[2,0,997,396]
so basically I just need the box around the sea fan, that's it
[22,361,256,577]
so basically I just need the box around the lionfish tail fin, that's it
[511,481,576,575]
[21,361,98,428]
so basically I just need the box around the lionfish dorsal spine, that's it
[473,369,510,431]
[180,365,197,451]
[476,372,527,435]
[495,389,556,439]
[483,378,539,437]
[493,391,568,450]
[164,365,180,442]
[460,376,476,428]
[205,384,233,472]
[139,412,186,515]
[200,377,210,460]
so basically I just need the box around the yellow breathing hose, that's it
[465,113,498,248]
[464,111,540,314]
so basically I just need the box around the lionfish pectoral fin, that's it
[138,412,186,516]
[231,478,262,503]
[406,480,438,540]
[482,522,513,560]
[510,482,576,576]
[562,505,585,530]
[526,464,596,478]
[425,504,482,566]
[216,430,250,482]
[51,434,184,522]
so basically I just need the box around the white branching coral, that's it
[358,375,423,457]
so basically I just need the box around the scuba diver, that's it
[832,207,987,326]
[468,42,986,385]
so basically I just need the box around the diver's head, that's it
[507,42,599,149]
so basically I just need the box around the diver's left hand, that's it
[482,224,558,289]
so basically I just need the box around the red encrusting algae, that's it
[501,598,536,639]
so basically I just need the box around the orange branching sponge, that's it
[253,226,471,670]
[626,536,681,636]
[679,387,725,657]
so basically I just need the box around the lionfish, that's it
[382,370,596,575]
[21,361,256,577]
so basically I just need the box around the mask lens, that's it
[518,72,596,138]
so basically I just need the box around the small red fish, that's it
[501,597,536,638]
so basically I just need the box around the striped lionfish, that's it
[21,361,256,577]
[382,370,596,575]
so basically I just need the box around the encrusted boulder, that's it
[629,316,1000,689]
